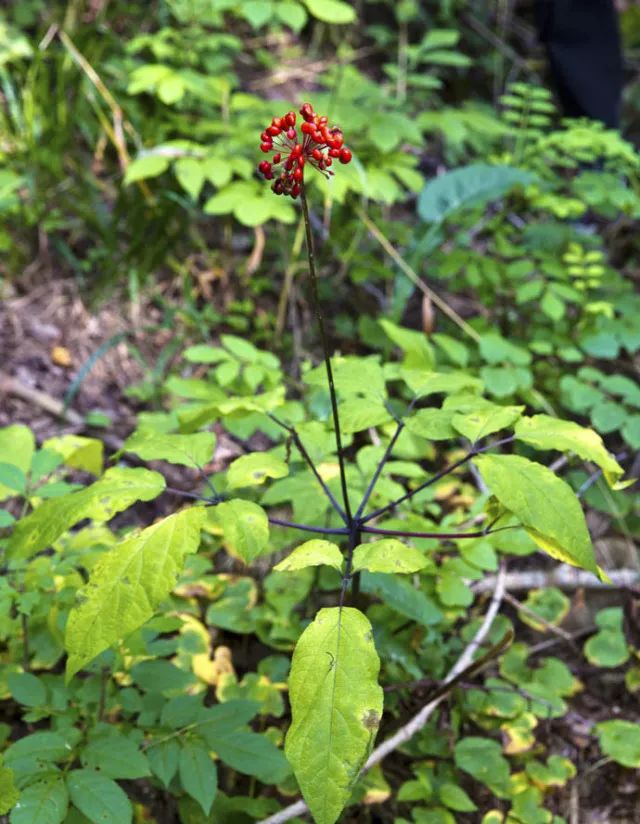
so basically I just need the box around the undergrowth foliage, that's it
[0,99,636,824]
[2,3,640,824]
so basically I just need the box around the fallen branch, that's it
[0,372,84,426]
[473,565,638,593]
[258,563,508,824]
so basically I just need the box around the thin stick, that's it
[258,563,508,824]
[300,185,352,524]
[354,417,406,520]
[356,208,481,343]
[268,517,349,537]
[360,524,516,541]
[362,436,515,524]
[267,413,347,522]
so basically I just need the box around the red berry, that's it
[273,152,281,163]
[329,148,340,158]
[260,142,272,153]
[293,167,303,182]
[325,157,332,167]
[301,122,314,135]
[291,183,301,197]
[287,128,296,140]
[312,148,323,161]
[267,125,281,137]
[339,147,352,164]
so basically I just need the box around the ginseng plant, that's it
[253,103,623,824]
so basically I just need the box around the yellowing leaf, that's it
[474,454,598,575]
[226,452,289,489]
[8,467,165,560]
[352,539,428,574]
[274,540,344,573]
[65,507,204,680]
[514,414,627,488]
[121,431,216,469]
[43,434,104,476]
[286,607,383,824]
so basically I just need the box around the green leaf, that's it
[131,660,197,694]
[361,572,442,626]
[418,164,535,224]
[352,539,428,574]
[303,0,355,24]
[8,467,165,560]
[7,672,47,707]
[121,431,216,469]
[65,507,204,680]
[42,435,104,476]
[66,770,131,824]
[81,733,150,779]
[9,774,68,824]
[226,452,288,489]
[0,464,27,494]
[0,766,19,815]
[438,782,477,812]
[124,154,169,185]
[147,740,180,788]
[590,401,626,434]
[406,408,456,440]
[207,499,269,563]
[275,1,307,31]
[515,414,626,488]
[437,572,473,607]
[452,404,523,443]
[179,742,217,815]
[474,454,598,576]
[4,732,71,766]
[595,720,640,768]
[0,425,34,500]
[584,608,630,668]
[454,737,510,794]
[174,157,206,200]
[213,730,290,785]
[285,607,383,824]
[240,0,274,28]
[274,540,344,573]
[337,398,392,433]
[519,588,570,632]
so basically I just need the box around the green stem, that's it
[300,183,353,524]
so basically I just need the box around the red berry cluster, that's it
[258,102,352,198]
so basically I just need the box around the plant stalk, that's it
[300,184,353,524]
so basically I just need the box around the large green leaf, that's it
[65,507,204,680]
[0,424,34,501]
[303,0,355,24]
[514,414,626,488]
[8,467,165,560]
[595,720,640,768]
[352,539,428,574]
[452,403,523,443]
[274,540,344,573]
[9,774,68,824]
[179,742,217,815]
[418,164,535,224]
[474,454,598,575]
[213,730,291,785]
[121,431,216,469]
[285,607,383,824]
[207,499,269,563]
[66,770,131,824]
